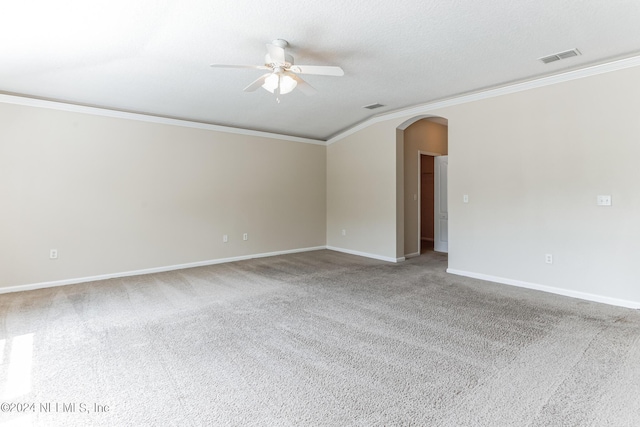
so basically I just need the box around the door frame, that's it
[418,151,444,254]
[434,155,449,253]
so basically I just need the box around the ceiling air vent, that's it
[363,103,385,110]
[539,49,581,64]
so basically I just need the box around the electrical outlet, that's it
[545,254,553,264]
[50,249,58,260]
[597,195,612,206]
[243,233,248,241]
[223,234,228,243]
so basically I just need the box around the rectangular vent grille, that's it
[539,49,581,64]
[363,103,385,110]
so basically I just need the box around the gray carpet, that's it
[1,250,640,426]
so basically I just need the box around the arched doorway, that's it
[396,116,449,258]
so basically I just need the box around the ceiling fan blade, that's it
[210,64,270,70]
[289,65,344,76]
[266,43,286,64]
[243,73,272,92]
[287,73,317,96]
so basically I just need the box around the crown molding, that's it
[0,93,326,146]
[327,54,640,145]
[3,54,640,147]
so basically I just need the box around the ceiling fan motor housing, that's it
[265,53,294,68]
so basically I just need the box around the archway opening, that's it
[397,116,449,258]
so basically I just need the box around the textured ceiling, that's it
[2,0,640,140]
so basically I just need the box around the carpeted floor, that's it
[1,250,640,426]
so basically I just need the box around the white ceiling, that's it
[2,0,640,141]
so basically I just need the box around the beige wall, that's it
[326,121,399,260]
[403,119,448,256]
[326,63,640,305]
[446,66,640,303]
[0,103,326,288]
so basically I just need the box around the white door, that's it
[434,156,448,253]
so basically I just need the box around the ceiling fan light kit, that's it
[210,39,344,99]
[262,72,297,94]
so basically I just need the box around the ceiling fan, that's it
[210,39,344,98]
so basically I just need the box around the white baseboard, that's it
[326,246,404,263]
[446,268,640,309]
[404,252,421,259]
[0,246,327,295]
